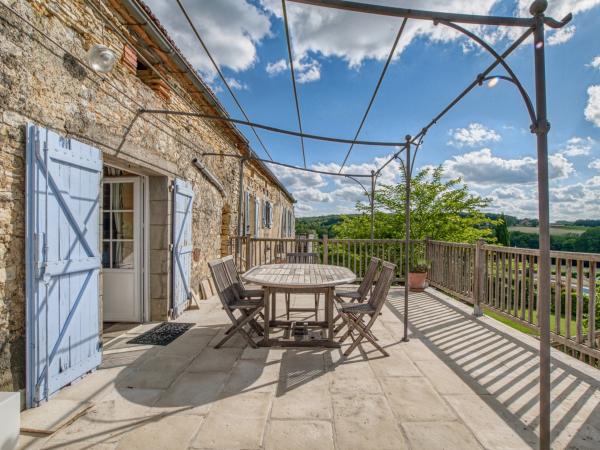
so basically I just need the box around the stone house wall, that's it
[0,0,294,392]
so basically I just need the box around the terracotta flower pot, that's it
[408,272,427,292]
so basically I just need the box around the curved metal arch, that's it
[437,19,537,126]
[199,151,373,178]
[140,109,406,147]
[345,175,372,199]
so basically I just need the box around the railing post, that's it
[245,237,252,271]
[473,239,485,317]
[323,234,329,264]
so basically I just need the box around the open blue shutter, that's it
[172,179,194,318]
[254,200,260,238]
[25,124,102,407]
[244,192,250,235]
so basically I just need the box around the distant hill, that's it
[295,214,354,237]
[296,213,600,253]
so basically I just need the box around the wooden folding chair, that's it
[222,255,263,300]
[335,256,380,303]
[284,252,320,320]
[333,257,380,333]
[222,255,265,330]
[335,261,395,357]
[208,258,264,349]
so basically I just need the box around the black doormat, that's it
[127,322,194,346]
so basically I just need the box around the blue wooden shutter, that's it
[244,191,250,235]
[268,202,273,229]
[254,199,260,238]
[25,124,102,407]
[172,179,194,318]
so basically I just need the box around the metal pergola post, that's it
[403,135,411,343]
[531,2,551,448]
[110,2,570,445]
[370,170,376,242]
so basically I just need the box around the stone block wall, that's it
[0,0,294,391]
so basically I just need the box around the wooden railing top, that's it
[230,236,600,262]
[482,243,600,261]
[428,240,474,248]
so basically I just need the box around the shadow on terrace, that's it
[19,285,600,450]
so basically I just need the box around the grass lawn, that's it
[485,309,579,337]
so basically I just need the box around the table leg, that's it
[326,287,334,342]
[271,291,277,320]
[262,286,270,346]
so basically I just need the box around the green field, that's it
[508,226,586,236]
[484,309,578,337]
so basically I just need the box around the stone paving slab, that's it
[153,371,229,416]
[264,420,334,450]
[190,391,272,449]
[332,392,408,450]
[17,287,600,450]
[402,420,483,450]
[115,413,203,450]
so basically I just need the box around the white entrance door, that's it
[102,177,142,322]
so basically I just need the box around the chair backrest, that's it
[222,255,247,299]
[222,255,244,285]
[357,257,381,297]
[208,258,238,309]
[286,252,318,264]
[367,261,396,314]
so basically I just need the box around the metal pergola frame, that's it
[115,2,572,447]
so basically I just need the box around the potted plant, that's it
[408,259,429,292]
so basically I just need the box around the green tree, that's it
[574,227,600,253]
[333,166,496,243]
[495,214,510,246]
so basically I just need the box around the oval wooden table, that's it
[242,264,356,347]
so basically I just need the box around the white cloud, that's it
[295,57,321,83]
[313,152,403,187]
[479,177,600,221]
[443,148,574,185]
[295,203,313,213]
[547,25,576,45]
[266,59,288,76]
[226,78,248,91]
[268,164,327,190]
[447,123,501,148]
[589,159,600,170]
[294,187,333,202]
[490,186,528,200]
[585,85,600,128]
[559,136,595,157]
[333,185,368,203]
[481,1,600,50]
[261,0,497,71]
[266,56,320,83]
[590,56,600,70]
[144,0,271,81]
[515,0,600,19]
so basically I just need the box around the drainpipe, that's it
[237,158,246,258]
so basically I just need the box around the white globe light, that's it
[487,77,500,88]
[87,44,116,73]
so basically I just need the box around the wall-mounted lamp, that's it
[87,44,116,73]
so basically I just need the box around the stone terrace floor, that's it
[18,287,600,449]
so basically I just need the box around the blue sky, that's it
[145,0,600,220]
